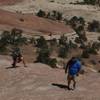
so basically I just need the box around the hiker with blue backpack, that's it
[65,57,81,90]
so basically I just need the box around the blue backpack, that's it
[69,59,81,76]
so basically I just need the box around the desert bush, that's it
[36,36,48,48]
[78,17,85,25]
[69,16,78,28]
[0,31,10,53]
[56,12,63,20]
[70,16,78,23]
[83,0,96,5]
[69,40,78,49]
[58,46,68,58]
[88,47,98,54]
[48,58,57,68]
[70,17,87,46]
[75,37,81,44]
[0,31,10,46]
[46,10,63,20]
[36,48,57,67]
[36,9,46,17]
[49,0,54,2]
[81,50,90,58]
[49,38,57,46]
[81,34,87,41]
[37,48,50,63]
[0,28,27,53]
[92,42,100,51]
[59,35,67,46]
[69,16,85,29]
[64,18,70,25]
[9,28,27,46]
[81,42,99,58]
[88,20,100,32]
[29,37,36,44]
[76,25,84,32]
[75,26,87,48]
[98,36,100,41]
[0,46,8,53]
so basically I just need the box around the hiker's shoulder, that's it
[76,60,82,66]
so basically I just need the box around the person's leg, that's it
[12,58,17,68]
[72,77,76,89]
[19,56,27,67]
[22,59,27,67]
[67,74,72,90]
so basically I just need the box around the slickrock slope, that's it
[0,56,100,100]
[0,9,73,34]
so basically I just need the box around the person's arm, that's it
[65,60,71,74]
[76,62,81,76]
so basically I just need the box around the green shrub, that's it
[83,0,96,5]
[92,42,100,51]
[88,47,97,55]
[50,38,57,46]
[46,10,62,21]
[0,31,10,53]
[36,48,57,68]
[81,50,90,58]
[81,34,87,41]
[58,46,68,58]
[0,28,27,54]
[49,0,54,2]
[88,20,100,32]
[69,16,85,30]
[79,17,85,25]
[57,12,63,20]
[37,48,50,64]
[29,37,35,44]
[9,28,27,46]
[69,16,78,28]
[36,36,48,48]
[59,35,67,45]
[48,58,57,68]
[36,9,46,17]
[98,36,100,41]
[69,40,78,49]
[75,37,81,43]
[75,26,87,41]
[0,47,8,54]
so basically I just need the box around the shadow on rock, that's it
[52,83,69,90]
[6,66,20,69]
